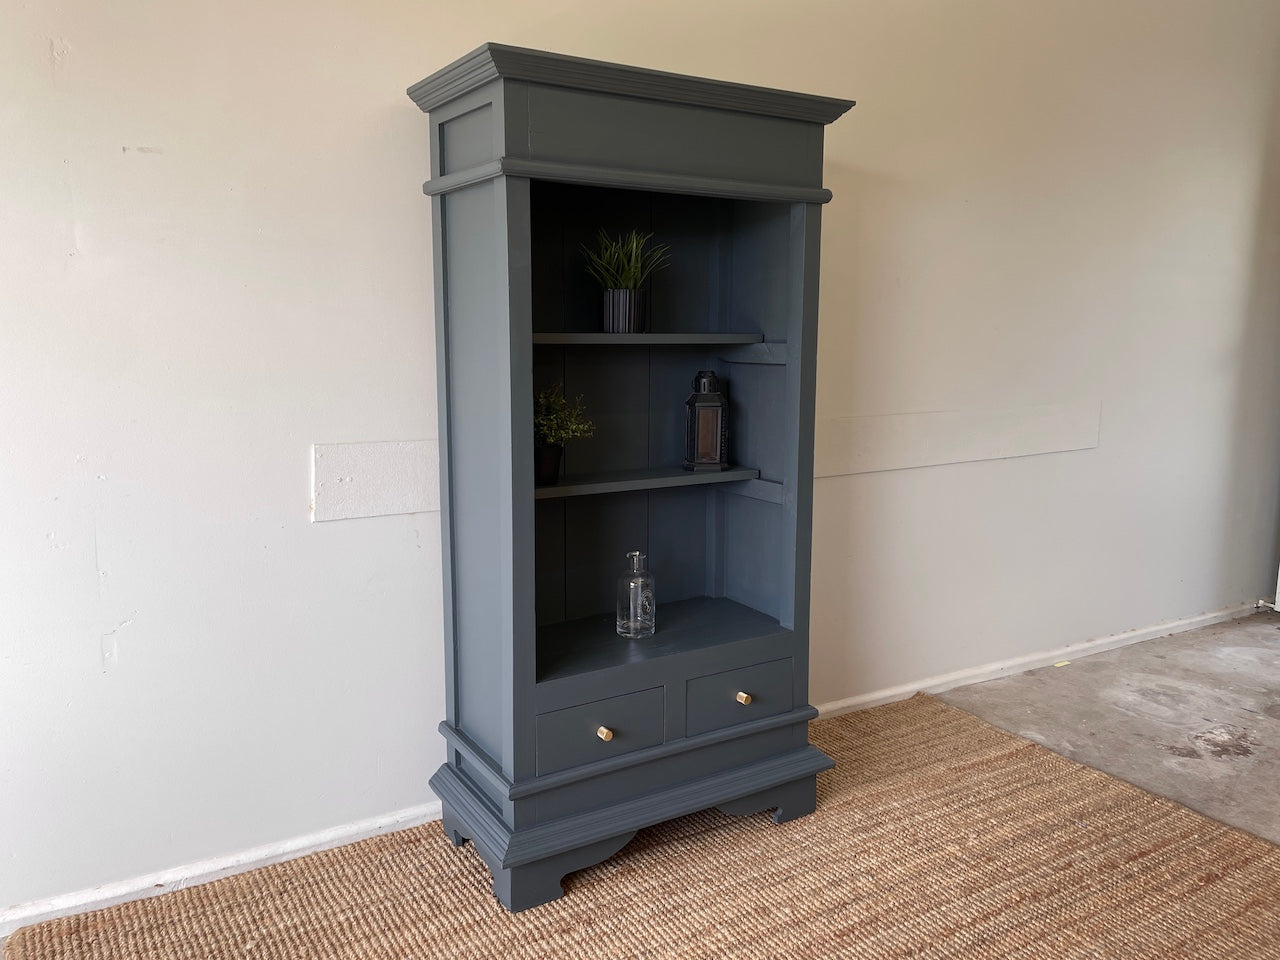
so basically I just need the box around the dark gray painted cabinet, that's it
[407,43,852,912]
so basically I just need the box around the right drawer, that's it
[685,658,794,737]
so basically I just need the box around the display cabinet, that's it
[407,43,852,911]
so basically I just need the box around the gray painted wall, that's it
[3,0,1280,915]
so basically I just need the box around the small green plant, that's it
[534,386,595,448]
[581,229,671,290]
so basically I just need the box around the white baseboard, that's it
[0,801,442,943]
[814,602,1261,717]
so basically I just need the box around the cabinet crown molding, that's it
[407,42,855,124]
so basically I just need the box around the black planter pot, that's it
[602,289,647,333]
[534,444,563,486]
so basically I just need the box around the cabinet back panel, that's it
[532,184,650,334]
[536,488,712,624]
[649,199,727,333]
[531,342,566,402]
[531,182,737,335]
[534,499,566,626]
[562,492,648,621]
[647,487,710,607]
[532,345,722,476]
[728,202,793,342]
[561,346,650,474]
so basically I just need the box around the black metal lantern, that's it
[683,370,729,471]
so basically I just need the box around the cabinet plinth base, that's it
[443,804,637,912]
[440,805,469,848]
[429,744,833,912]
[716,774,817,823]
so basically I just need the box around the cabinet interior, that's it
[529,181,797,679]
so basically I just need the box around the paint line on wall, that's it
[814,399,1101,477]
[311,440,439,522]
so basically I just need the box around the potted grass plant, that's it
[533,386,594,485]
[581,229,671,333]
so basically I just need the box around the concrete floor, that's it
[938,611,1280,844]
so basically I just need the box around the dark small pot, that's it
[534,444,563,486]
[603,289,647,333]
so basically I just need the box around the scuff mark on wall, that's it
[100,616,133,672]
[121,146,164,155]
[48,38,69,81]
[93,526,105,600]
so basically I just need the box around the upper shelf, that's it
[532,332,763,346]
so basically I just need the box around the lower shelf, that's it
[537,596,787,682]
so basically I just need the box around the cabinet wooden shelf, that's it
[532,332,764,345]
[409,41,851,913]
[534,465,759,500]
[536,596,788,682]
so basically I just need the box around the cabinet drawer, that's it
[535,687,665,776]
[686,658,793,736]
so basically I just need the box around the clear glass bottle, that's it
[616,550,656,639]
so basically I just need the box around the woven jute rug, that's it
[8,694,1279,960]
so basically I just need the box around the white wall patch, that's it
[311,440,439,522]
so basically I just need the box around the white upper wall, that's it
[3,0,1279,909]
[806,1,1280,700]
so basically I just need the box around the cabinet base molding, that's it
[431,747,833,911]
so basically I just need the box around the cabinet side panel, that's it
[439,103,494,175]
[724,363,787,483]
[722,495,782,621]
[430,194,457,726]
[442,182,512,762]
[783,202,824,702]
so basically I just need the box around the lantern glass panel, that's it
[696,407,721,462]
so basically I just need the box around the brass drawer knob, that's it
[596,726,615,742]
[736,691,753,705]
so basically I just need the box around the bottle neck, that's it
[628,551,645,574]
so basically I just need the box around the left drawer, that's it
[535,687,665,776]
